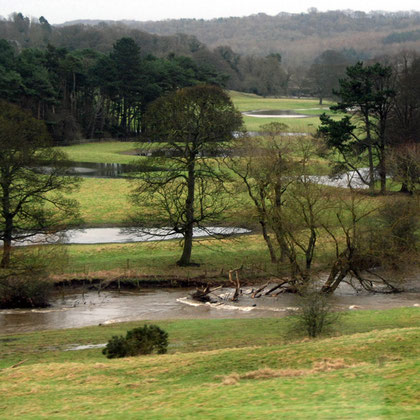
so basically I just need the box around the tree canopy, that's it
[130,85,243,266]
[0,100,80,267]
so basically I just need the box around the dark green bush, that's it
[101,335,128,359]
[103,324,168,359]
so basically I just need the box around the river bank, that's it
[2,277,419,334]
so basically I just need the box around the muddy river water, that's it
[1,281,419,334]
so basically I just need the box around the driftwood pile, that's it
[190,269,291,303]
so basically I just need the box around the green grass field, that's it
[76,178,132,226]
[56,141,140,164]
[59,234,269,278]
[229,91,336,132]
[56,93,337,166]
[1,308,419,419]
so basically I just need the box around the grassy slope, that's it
[1,308,419,418]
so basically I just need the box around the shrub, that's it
[377,197,419,253]
[292,291,338,338]
[101,335,128,359]
[103,324,168,359]
[0,275,52,308]
[0,246,67,309]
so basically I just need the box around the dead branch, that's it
[10,359,28,369]
[364,270,402,293]
[191,285,221,302]
[251,282,270,298]
[264,281,289,296]
[229,269,241,301]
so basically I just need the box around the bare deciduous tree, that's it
[0,101,80,268]
[129,85,243,266]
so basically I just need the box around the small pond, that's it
[16,227,250,246]
[243,110,316,118]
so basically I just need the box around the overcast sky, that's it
[1,0,420,24]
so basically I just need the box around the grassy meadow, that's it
[58,234,271,278]
[57,141,140,164]
[229,90,336,132]
[1,308,419,418]
[49,91,404,277]
[58,90,341,229]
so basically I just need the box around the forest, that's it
[91,10,420,64]
[0,12,288,104]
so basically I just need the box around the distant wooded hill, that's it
[0,13,290,97]
[64,10,420,66]
[2,10,420,116]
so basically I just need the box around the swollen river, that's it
[1,281,419,334]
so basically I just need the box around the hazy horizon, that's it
[1,1,420,25]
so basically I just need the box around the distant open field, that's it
[59,234,269,278]
[229,91,336,132]
[1,308,419,419]
[56,95,336,165]
[56,142,140,164]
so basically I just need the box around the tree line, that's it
[0,13,288,104]
[0,35,230,142]
[127,10,420,65]
[3,10,420,105]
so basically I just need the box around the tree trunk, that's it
[378,145,387,194]
[260,220,277,263]
[1,217,13,268]
[1,238,11,268]
[177,156,196,266]
[321,253,350,294]
[177,224,194,266]
[367,146,375,191]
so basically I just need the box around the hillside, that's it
[1,308,419,418]
[65,10,420,66]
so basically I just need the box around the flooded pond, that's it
[308,168,372,189]
[17,227,250,246]
[243,110,316,118]
[1,281,419,334]
[44,162,131,178]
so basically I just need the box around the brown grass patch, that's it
[222,374,240,386]
[220,359,356,385]
[312,358,348,372]
[241,367,306,379]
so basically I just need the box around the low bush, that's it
[103,324,168,359]
[0,275,51,308]
[291,291,339,338]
